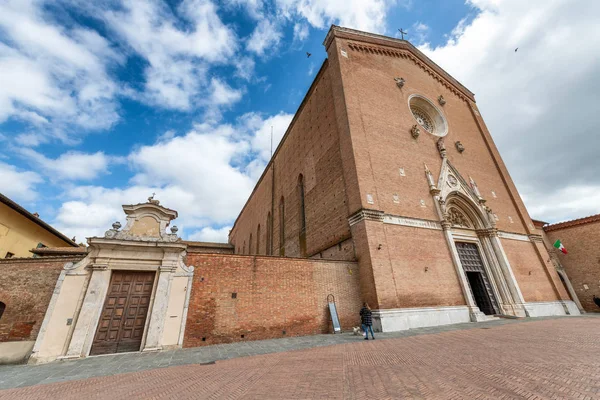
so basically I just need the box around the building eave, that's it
[323,25,476,102]
[543,213,600,232]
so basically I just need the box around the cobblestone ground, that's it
[2,317,600,399]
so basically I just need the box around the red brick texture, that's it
[501,239,563,302]
[229,61,353,260]
[544,219,600,312]
[0,256,82,342]
[228,27,569,315]
[183,253,361,347]
[329,35,533,235]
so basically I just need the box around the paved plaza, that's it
[1,316,600,399]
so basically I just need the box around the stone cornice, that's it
[348,209,384,226]
[89,237,187,250]
[383,214,442,231]
[528,234,544,243]
[497,231,530,242]
[323,25,475,102]
[476,228,498,238]
[89,264,108,271]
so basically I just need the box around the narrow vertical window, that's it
[256,224,261,255]
[0,302,5,320]
[279,196,285,256]
[266,212,272,255]
[249,234,253,255]
[298,174,307,256]
[243,241,246,255]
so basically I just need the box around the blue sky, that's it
[1,0,599,243]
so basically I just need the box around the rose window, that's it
[410,106,435,133]
[408,95,448,137]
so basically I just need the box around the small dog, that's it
[352,326,362,336]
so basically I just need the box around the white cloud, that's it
[188,226,231,242]
[410,22,429,45]
[234,57,256,81]
[223,0,265,19]
[18,149,110,181]
[420,0,600,224]
[51,112,293,241]
[209,78,243,106]
[15,133,48,147]
[0,0,121,139]
[246,19,283,56]
[241,111,294,162]
[275,0,398,33]
[104,0,239,110]
[0,161,42,202]
[522,184,600,224]
[293,22,309,42]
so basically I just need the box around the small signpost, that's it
[327,294,341,334]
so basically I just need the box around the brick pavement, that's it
[1,316,600,399]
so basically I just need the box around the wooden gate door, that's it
[90,271,155,356]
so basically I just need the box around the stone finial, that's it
[469,176,483,200]
[112,221,122,230]
[170,225,179,234]
[424,163,437,193]
[438,95,446,106]
[437,137,447,158]
[148,192,160,205]
[423,163,435,189]
[394,77,405,88]
[455,141,465,153]
[411,124,420,139]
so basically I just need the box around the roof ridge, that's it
[543,213,600,232]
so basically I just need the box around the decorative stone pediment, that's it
[434,159,496,229]
[103,197,180,242]
[437,159,480,205]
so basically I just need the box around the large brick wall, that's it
[329,36,533,235]
[183,253,361,347]
[501,239,561,302]
[0,256,82,342]
[229,61,353,260]
[544,218,600,312]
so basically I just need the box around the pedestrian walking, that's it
[360,302,375,340]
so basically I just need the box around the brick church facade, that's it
[1,26,580,365]
[229,26,578,330]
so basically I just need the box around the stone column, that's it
[488,233,528,317]
[143,266,175,351]
[64,265,110,359]
[476,231,516,315]
[555,268,585,313]
[441,221,487,322]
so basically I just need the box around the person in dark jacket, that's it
[360,303,375,340]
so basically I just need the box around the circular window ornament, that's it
[408,95,448,137]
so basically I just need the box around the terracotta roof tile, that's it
[30,246,88,256]
[543,213,600,232]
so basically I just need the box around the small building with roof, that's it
[0,192,78,259]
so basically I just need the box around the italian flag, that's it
[553,240,568,254]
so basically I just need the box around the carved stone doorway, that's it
[90,271,155,356]
[455,242,499,316]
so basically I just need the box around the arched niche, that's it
[444,193,488,230]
